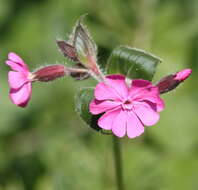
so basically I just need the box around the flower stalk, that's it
[113,136,125,190]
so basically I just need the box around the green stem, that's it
[112,136,125,190]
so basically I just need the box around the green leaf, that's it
[107,46,162,81]
[75,88,101,131]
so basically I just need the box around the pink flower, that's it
[6,53,34,107]
[89,75,165,138]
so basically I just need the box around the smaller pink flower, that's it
[89,75,165,138]
[6,53,34,107]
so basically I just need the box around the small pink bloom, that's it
[6,53,34,107]
[89,75,165,138]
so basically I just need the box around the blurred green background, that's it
[0,0,197,189]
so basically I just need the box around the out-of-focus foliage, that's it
[0,0,197,189]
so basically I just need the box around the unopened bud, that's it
[156,69,192,94]
[174,69,192,81]
[73,18,104,80]
[57,16,105,82]
[33,65,66,82]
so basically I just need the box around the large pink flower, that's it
[6,53,34,107]
[89,75,165,138]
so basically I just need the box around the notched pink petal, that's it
[135,89,165,112]
[10,83,32,107]
[106,74,125,81]
[105,74,129,99]
[129,79,152,97]
[89,99,121,115]
[131,79,152,88]
[133,102,160,126]
[143,98,165,112]
[8,52,25,65]
[7,53,29,72]
[8,71,28,89]
[154,97,165,112]
[130,85,158,99]
[126,112,144,138]
[94,82,121,101]
[111,110,127,138]
[142,91,165,112]
[131,86,165,112]
[98,108,121,130]
[6,60,28,73]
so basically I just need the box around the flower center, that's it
[122,99,133,110]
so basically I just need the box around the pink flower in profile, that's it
[6,53,34,107]
[89,75,165,138]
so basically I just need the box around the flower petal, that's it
[132,79,152,88]
[143,97,165,112]
[8,71,29,89]
[6,61,28,73]
[8,52,25,65]
[129,79,152,97]
[10,82,32,107]
[98,108,121,130]
[7,52,29,72]
[156,98,165,112]
[89,99,121,114]
[129,80,164,112]
[130,82,157,99]
[105,74,129,100]
[133,102,160,126]
[111,110,127,138]
[94,82,122,101]
[132,86,165,112]
[126,111,144,138]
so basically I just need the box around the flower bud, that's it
[57,40,79,62]
[33,65,66,82]
[174,69,192,81]
[156,69,192,94]
[73,18,104,80]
